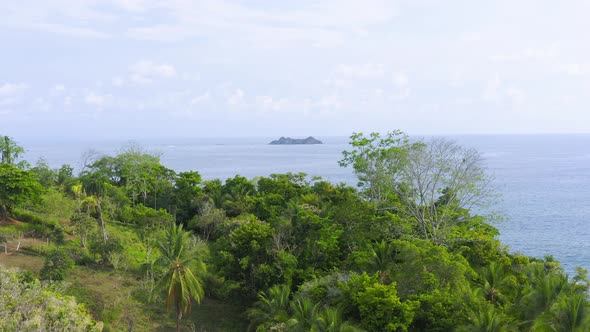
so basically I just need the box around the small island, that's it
[269,136,323,145]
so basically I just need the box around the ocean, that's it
[20,135,590,275]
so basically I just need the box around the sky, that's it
[2,0,590,139]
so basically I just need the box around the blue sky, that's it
[2,0,590,139]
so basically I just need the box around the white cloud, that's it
[31,22,110,39]
[315,93,342,110]
[482,76,526,104]
[190,92,211,105]
[116,0,149,12]
[255,95,289,111]
[506,86,526,104]
[84,91,111,107]
[126,25,194,42]
[392,73,410,100]
[50,84,67,96]
[54,84,66,91]
[490,48,555,63]
[130,60,177,84]
[227,88,245,106]
[33,98,52,112]
[335,63,386,79]
[393,73,408,87]
[123,0,397,46]
[559,63,590,76]
[0,83,27,106]
[0,83,28,96]
[391,88,410,101]
[112,77,125,87]
[483,75,502,101]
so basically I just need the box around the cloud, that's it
[2,0,398,45]
[227,88,245,106]
[47,84,67,98]
[31,22,110,39]
[53,84,66,92]
[315,93,342,110]
[112,77,125,87]
[483,75,502,101]
[255,95,289,111]
[190,92,211,105]
[490,48,555,63]
[115,0,149,12]
[392,72,410,100]
[124,0,397,46]
[559,63,590,76]
[393,73,408,87]
[505,86,526,104]
[84,91,111,107]
[0,83,28,96]
[130,60,177,84]
[482,76,526,104]
[335,63,386,79]
[0,83,28,106]
[0,2,112,39]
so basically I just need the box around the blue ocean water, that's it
[20,135,590,274]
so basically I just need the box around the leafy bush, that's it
[0,266,102,331]
[11,208,45,225]
[11,208,59,238]
[40,248,75,281]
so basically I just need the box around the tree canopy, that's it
[0,132,587,331]
[0,163,42,221]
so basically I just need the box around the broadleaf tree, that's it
[0,163,42,221]
[341,131,495,243]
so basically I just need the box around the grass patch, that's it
[0,250,44,273]
[1,221,249,331]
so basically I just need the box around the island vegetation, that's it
[269,136,323,145]
[0,131,589,331]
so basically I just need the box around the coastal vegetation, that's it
[0,132,588,331]
[269,136,323,145]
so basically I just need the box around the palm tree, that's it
[154,224,204,332]
[518,264,570,329]
[71,183,83,213]
[477,262,515,305]
[316,307,364,332]
[81,195,108,243]
[287,297,321,332]
[247,284,291,331]
[533,292,590,331]
[459,304,514,332]
[369,240,396,272]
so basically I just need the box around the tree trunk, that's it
[96,200,108,243]
[0,205,8,222]
[176,300,182,332]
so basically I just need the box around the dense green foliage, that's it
[0,163,43,221]
[0,131,588,331]
[0,266,102,331]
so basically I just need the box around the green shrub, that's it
[12,208,45,225]
[40,248,75,281]
[49,226,66,245]
[11,209,60,238]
